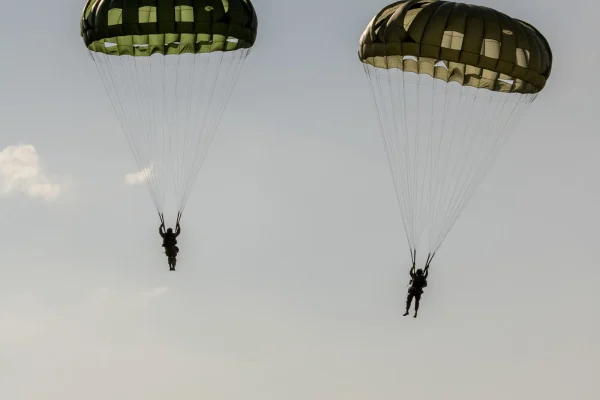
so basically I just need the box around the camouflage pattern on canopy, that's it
[359,0,552,93]
[81,0,258,56]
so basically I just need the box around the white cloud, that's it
[125,165,153,185]
[0,144,61,200]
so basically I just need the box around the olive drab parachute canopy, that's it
[358,0,552,268]
[359,0,551,93]
[81,0,258,225]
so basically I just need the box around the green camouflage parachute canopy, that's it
[81,0,258,56]
[359,0,552,93]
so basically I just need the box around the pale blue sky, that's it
[0,0,598,399]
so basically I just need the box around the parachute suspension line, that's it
[178,51,226,212]
[366,64,447,255]
[174,54,200,215]
[175,53,210,214]
[364,64,414,252]
[137,55,166,211]
[424,252,435,272]
[166,52,185,213]
[364,63,540,262]
[431,92,513,253]
[165,52,186,213]
[426,78,450,256]
[427,83,488,254]
[429,91,537,255]
[90,48,251,226]
[426,83,479,256]
[158,211,181,228]
[401,70,423,250]
[136,54,164,212]
[178,48,250,213]
[389,64,416,249]
[414,73,443,249]
[411,72,422,249]
[195,48,249,197]
[91,52,163,213]
[401,70,418,249]
[130,57,157,208]
[162,54,178,213]
[391,66,416,250]
[104,54,160,209]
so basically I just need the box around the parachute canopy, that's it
[359,0,552,94]
[81,0,258,55]
[81,0,258,225]
[359,1,552,268]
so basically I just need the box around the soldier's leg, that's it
[413,293,421,317]
[403,292,414,316]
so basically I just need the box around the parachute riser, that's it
[158,211,182,228]
[424,252,435,273]
[408,249,434,272]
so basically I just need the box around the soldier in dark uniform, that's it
[403,266,428,318]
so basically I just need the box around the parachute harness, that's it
[407,249,433,283]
